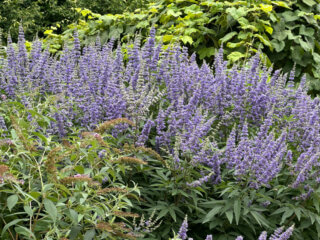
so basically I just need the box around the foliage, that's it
[2,28,320,239]
[0,0,150,43]
[43,0,320,94]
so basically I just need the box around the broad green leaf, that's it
[198,47,216,59]
[313,53,320,63]
[264,25,273,34]
[299,38,312,51]
[272,1,291,9]
[254,34,272,48]
[74,165,84,174]
[24,206,33,217]
[234,200,241,225]
[219,32,237,44]
[14,226,36,239]
[260,4,273,13]
[69,225,82,240]
[299,25,315,37]
[84,229,96,240]
[227,52,246,62]
[226,7,248,20]
[227,41,245,48]
[271,39,285,52]
[7,195,18,212]
[44,199,57,222]
[180,35,193,45]
[302,0,316,6]
[282,11,299,22]
[163,35,174,42]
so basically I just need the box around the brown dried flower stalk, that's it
[94,118,134,134]
[81,132,108,147]
[96,222,136,240]
[97,187,129,195]
[114,211,140,218]
[45,147,61,181]
[60,174,92,184]
[0,164,9,176]
[113,157,147,165]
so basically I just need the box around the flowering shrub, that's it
[1,27,320,238]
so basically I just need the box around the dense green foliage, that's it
[0,0,150,43]
[43,0,320,94]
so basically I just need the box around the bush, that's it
[2,27,320,239]
[0,0,150,43]
[43,0,320,94]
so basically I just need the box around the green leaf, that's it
[198,47,216,59]
[84,229,96,240]
[226,210,233,224]
[24,206,33,217]
[264,25,273,35]
[227,41,245,48]
[271,39,285,52]
[163,35,174,43]
[226,7,248,20]
[69,225,82,240]
[203,205,223,223]
[1,219,28,237]
[220,32,237,44]
[299,38,312,52]
[299,25,315,37]
[14,226,36,239]
[44,199,57,222]
[302,0,316,6]
[234,200,241,225]
[74,165,84,174]
[7,195,18,212]
[282,11,299,22]
[227,52,246,62]
[280,209,294,224]
[313,53,320,63]
[180,35,193,45]
[260,4,273,13]
[250,211,269,227]
[254,34,272,48]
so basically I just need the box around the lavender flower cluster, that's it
[1,26,320,192]
[177,216,294,240]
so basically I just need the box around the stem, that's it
[0,216,15,240]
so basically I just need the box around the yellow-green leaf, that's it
[163,35,174,43]
[180,35,193,45]
[260,4,273,13]
[264,25,273,35]
[227,52,246,62]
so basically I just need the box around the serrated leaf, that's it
[250,211,269,227]
[180,35,193,45]
[220,32,237,44]
[280,209,294,224]
[234,200,241,225]
[203,205,223,223]
[227,52,246,62]
[44,199,57,222]
[226,211,233,224]
[7,195,18,212]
